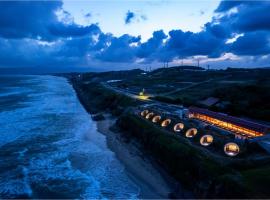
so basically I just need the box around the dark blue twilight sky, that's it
[0,0,270,71]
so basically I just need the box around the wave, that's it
[0,75,139,199]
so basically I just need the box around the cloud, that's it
[212,0,270,58]
[0,1,61,40]
[215,0,244,12]
[0,1,100,40]
[229,31,270,56]
[49,23,100,38]
[124,10,147,25]
[85,13,91,18]
[137,30,167,60]
[199,10,205,16]
[95,34,141,62]
[125,10,135,24]
[215,1,270,32]
[0,0,270,70]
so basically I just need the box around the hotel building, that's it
[188,107,269,138]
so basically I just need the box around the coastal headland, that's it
[66,66,270,198]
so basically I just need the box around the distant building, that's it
[188,106,270,138]
[198,97,220,107]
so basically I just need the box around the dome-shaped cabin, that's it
[161,119,171,127]
[173,123,184,132]
[224,142,240,156]
[146,112,155,119]
[140,110,149,117]
[185,128,198,138]
[152,115,161,123]
[200,135,213,146]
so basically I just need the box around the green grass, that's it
[73,81,141,114]
[241,166,270,198]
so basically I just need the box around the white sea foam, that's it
[0,75,139,199]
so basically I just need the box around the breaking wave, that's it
[0,75,139,199]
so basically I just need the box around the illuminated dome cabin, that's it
[152,115,161,123]
[146,112,155,119]
[224,142,240,156]
[140,110,149,117]
[185,128,198,138]
[173,123,184,132]
[161,119,171,127]
[200,135,213,146]
[189,106,269,139]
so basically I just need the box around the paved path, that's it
[101,82,154,102]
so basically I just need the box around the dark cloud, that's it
[230,32,270,56]
[95,34,141,62]
[0,0,270,69]
[137,30,167,59]
[232,2,270,32]
[215,0,244,12]
[164,28,227,59]
[212,0,270,58]
[0,1,61,40]
[85,13,91,18]
[49,23,100,38]
[0,1,100,40]
[125,10,135,24]
[215,1,270,32]
[124,10,147,25]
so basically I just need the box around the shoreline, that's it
[95,113,176,199]
[68,77,193,198]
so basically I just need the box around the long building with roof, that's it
[188,107,270,138]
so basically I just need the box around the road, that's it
[101,82,154,102]
[101,82,185,112]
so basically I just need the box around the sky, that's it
[0,0,270,72]
[62,1,220,41]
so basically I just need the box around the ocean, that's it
[0,75,139,199]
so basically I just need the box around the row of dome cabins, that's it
[140,109,241,157]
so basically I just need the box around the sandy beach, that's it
[94,113,185,199]
[96,114,174,199]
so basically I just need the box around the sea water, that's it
[0,75,139,199]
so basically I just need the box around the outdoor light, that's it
[185,128,198,138]
[152,115,161,123]
[200,135,213,146]
[173,123,184,132]
[161,119,171,127]
[224,142,240,156]
[146,112,155,119]
[140,110,149,117]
